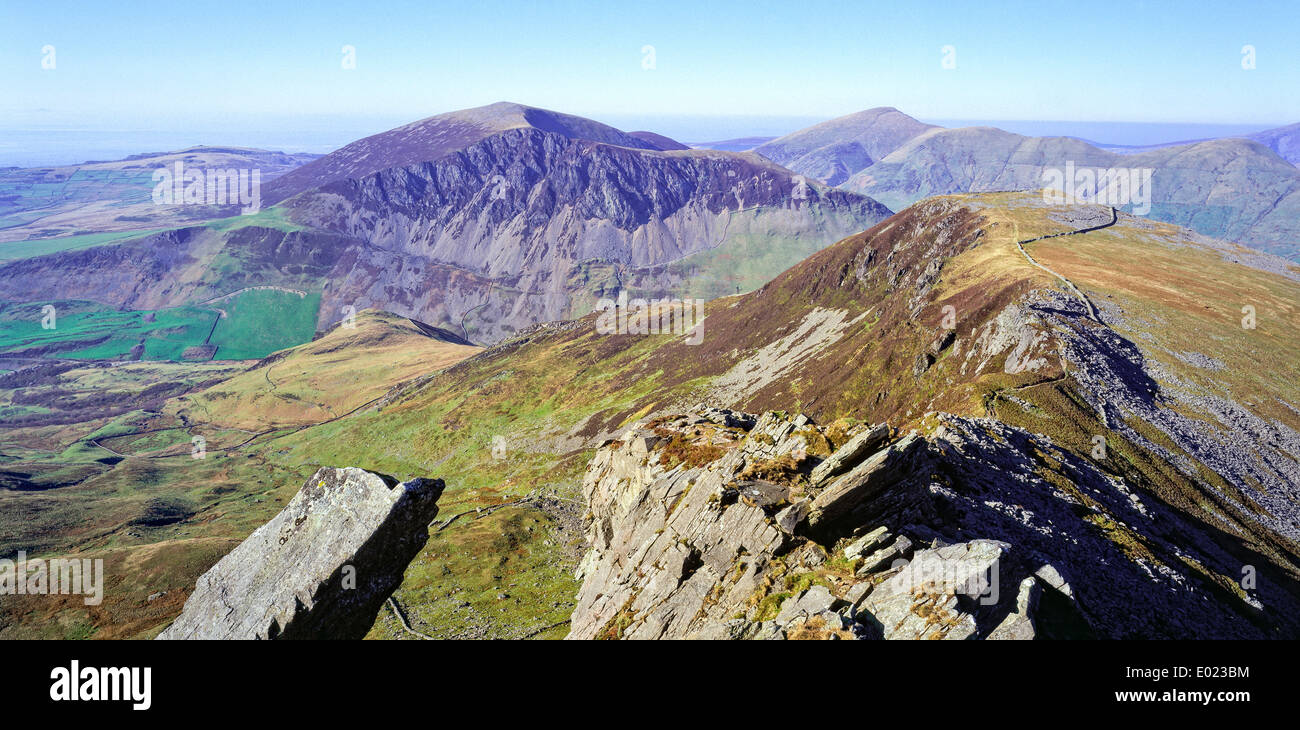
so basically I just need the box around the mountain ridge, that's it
[264,102,662,204]
[753,106,938,186]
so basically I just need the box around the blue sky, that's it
[2,0,1297,133]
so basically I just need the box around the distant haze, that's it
[0,115,1287,168]
[928,120,1279,147]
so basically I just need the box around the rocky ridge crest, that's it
[568,406,1292,639]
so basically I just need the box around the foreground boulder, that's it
[159,467,444,640]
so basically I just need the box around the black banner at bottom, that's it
[0,639,1276,716]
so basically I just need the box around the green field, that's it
[0,166,157,235]
[207,289,321,359]
[0,301,215,360]
[0,229,163,261]
[0,289,321,362]
[203,206,306,234]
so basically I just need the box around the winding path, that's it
[1013,206,1116,322]
[987,207,1118,418]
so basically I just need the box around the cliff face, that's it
[263,102,662,203]
[569,408,1294,640]
[159,467,444,640]
[287,126,891,341]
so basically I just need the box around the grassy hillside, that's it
[5,192,1299,639]
[0,230,164,262]
[206,290,321,360]
[0,310,480,638]
[0,147,318,243]
[169,309,480,430]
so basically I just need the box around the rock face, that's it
[290,120,891,341]
[568,411,800,640]
[858,540,1008,640]
[159,467,443,640]
[568,407,1297,640]
[264,102,663,203]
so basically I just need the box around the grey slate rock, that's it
[158,466,444,640]
[809,432,925,527]
[988,576,1041,640]
[775,498,811,534]
[810,423,891,485]
[844,525,890,560]
[857,540,1009,640]
[775,585,839,625]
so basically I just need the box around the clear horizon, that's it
[3,0,1297,130]
[5,0,1298,166]
[0,112,1284,168]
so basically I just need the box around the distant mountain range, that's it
[0,103,892,344]
[0,147,320,243]
[752,107,939,186]
[1089,121,1300,164]
[690,136,777,152]
[747,107,1300,260]
[3,101,1298,358]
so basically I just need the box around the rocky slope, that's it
[264,102,660,204]
[569,407,1291,639]
[9,191,1298,640]
[279,104,891,341]
[159,466,444,639]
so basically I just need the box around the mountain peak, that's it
[754,106,939,185]
[265,103,658,203]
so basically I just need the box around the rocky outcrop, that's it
[568,407,1297,640]
[159,467,444,640]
